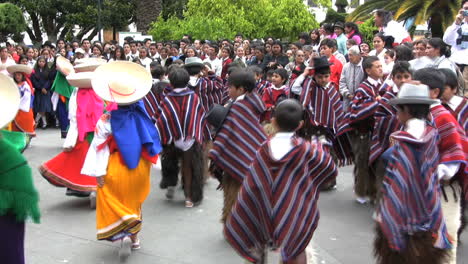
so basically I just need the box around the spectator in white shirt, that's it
[203,44,222,77]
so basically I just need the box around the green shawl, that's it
[51,71,75,99]
[0,130,28,153]
[0,138,40,223]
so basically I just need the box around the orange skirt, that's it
[96,152,151,241]
[12,110,35,136]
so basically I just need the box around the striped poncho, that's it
[155,88,210,146]
[453,96,468,134]
[188,75,224,112]
[255,79,273,96]
[377,126,452,251]
[209,92,267,182]
[224,137,337,262]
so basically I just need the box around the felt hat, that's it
[91,61,152,105]
[7,64,32,75]
[312,56,331,69]
[0,73,20,129]
[74,58,107,72]
[334,22,345,30]
[205,103,231,136]
[56,56,75,76]
[390,83,437,105]
[184,57,204,67]
[66,72,94,88]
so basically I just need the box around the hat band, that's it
[106,84,137,110]
[109,85,136,97]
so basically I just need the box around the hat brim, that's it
[7,64,32,75]
[91,61,152,105]
[66,72,94,88]
[0,73,20,129]
[74,58,107,72]
[183,62,204,68]
[390,97,437,105]
[56,56,75,76]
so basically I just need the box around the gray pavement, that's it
[24,129,468,264]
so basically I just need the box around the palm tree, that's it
[134,0,163,34]
[347,0,461,37]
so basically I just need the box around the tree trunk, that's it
[134,0,162,34]
[429,13,443,38]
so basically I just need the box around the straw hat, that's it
[66,72,94,88]
[74,58,107,72]
[91,61,152,105]
[0,73,20,129]
[7,64,32,75]
[56,56,75,76]
[390,83,437,105]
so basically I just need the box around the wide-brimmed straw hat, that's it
[56,56,75,76]
[390,83,437,105]
[91,61,152,105]
[7,64,32,75]
[0,73,20,129]
[66,72,94,88]
[74,58,107,72]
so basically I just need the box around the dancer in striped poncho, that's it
[225,99,337,264]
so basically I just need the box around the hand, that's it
[303,67,312,76]
[97,176,105,188]
[456,9,465,25]
[347,94,353,100]
[41,88,47,94]
[376,95,382,101]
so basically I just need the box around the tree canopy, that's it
[0,3,26,43]
[150,0,328,41]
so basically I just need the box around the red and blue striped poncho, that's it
[155,88,211,146]
[300,78,353,166]
[189,75,224,112]
[377,125,452,252]
[369,87,402,165]
[255,79,272,96]
[209,92,267,183]
[453,97,468,134]
[143,81,171,122]
[224,137,337,262]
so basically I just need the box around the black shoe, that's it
[66,188,91,197]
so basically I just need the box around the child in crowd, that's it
[439,68,468,134]
[225,99,337,264]
[262,68,288,121]
[248,65,272,96]
[31,56,52,129]
[209,69,266,223]
[374,82,451,264]
[383,49,395,76]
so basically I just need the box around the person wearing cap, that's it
[7,64,36,138]
[81,61,161,260]
[40,62,105,204]
[294,56,352,189]
[209,69,267,224]
[155,67,210,207]
[374,82,451,264]
[73,48,86,61]
[334,22,348,56]
[224,99,336,264]
[413,68,468,264]
[0,73,41,264]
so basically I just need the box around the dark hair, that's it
[322,23,334,34]
[228,69,256,92]
[209,44,219,53]
[344,22,360,34]
[428,38,451,57]
[19,54,28,63]
[271,40,283,53]
[320,38,337,49]
[374,32,393,50]
[12,71,26,83]
[363,56,380,70]
[291,42,303,50]
[394,45,413,61]
[413,68,446,98]
[81,38,90,44]
[273,68,288,83]
[92,44,103,55]
[298,32,311,45]
[151,65,166,79]
[391,61,411,76]
[413,39,428,47]
[439,68,458,90]
[247,65,263,76]
[462,0,468,7]
[274,99,303,132]
[185,64,204,75]
[112,46,126,61]
[168,67,190,88]
[254,46,265,54]
[180,38,190,45]
[310,29,321,46]
[266,69,275,77]
[375,9,393,27]
[397,104,430,119]
[227,64,241,76]
[347,39,357,46]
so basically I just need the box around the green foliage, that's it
[149,0,319,41]
[161,0,187,19]
[324,8,346,24]
[0,3,26,42]
[357,17,378,46]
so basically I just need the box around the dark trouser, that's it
[57,99,69,138]
[349,131,375,198]
[0,213,25,264]
[308,126,337,190]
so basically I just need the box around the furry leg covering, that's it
[374,225,449,264]
[160,145,180,189]
[221,174,242,224]
[189,143,205,204]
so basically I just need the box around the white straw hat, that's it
[0,73,20,129]
[7,64,32,75]
[66,72,94,88]
[74,58,107,72]
[390,83,437,105]
[56,56,75,76]
[91,61,152,105]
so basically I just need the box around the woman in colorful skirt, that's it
[81,61,161,261]
[0,73,41,264]
[39,61,104,207]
